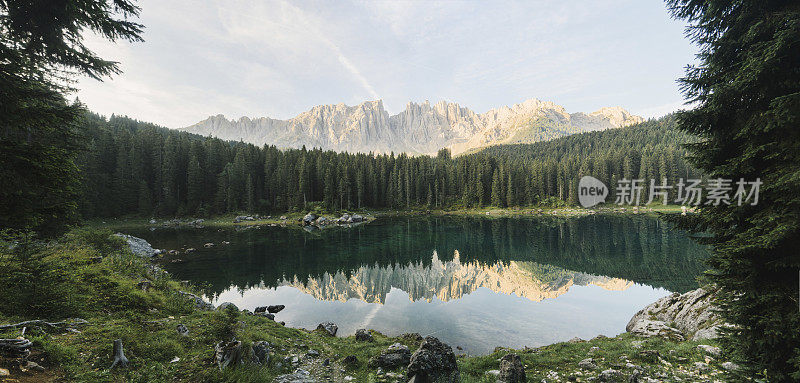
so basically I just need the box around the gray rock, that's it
[216,302,239,311]
[568,337,584,343]
[497,353,526,382]
[407,336,459,383]
[694,361,710,372]
[598,368,623,382]
[178,291,213,310]
[302,213,318,225]
[268,304,285,313]
[307,349,320,357]
[315,322,338,336]
[369,343,410,369]
[351,214,364,223]
[176,324,189,336]
[696,344,721,357]
[214,340,244,370]
[578,358,598,370]
[114,233,159,257]
[721,361,740,371]
[626,319,685,341]
[627,287,727,340]
[251,341,270,365]
[355,328,374,342]
[337,214,352,224]
[274,369,316,383]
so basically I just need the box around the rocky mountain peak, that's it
[180,98,643,155]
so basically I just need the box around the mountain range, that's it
[180,98,643,155]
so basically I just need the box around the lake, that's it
[129,215,707,354]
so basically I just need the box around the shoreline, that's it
[85,204,687,231]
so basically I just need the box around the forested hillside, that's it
[77,113,698,218]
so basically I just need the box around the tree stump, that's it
[110,339,129,369]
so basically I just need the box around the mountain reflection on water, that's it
[279,251,633,304]
[131,215,707,353]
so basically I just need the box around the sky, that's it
[76,0,698,129]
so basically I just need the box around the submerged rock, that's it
[407,336,459,383]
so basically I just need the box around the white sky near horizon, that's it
[75,0,698,129]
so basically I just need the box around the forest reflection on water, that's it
[131,215,708,354]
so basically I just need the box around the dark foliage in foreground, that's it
[668,0,800,379]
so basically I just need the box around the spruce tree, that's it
[668,0,800,379]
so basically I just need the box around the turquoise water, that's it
[129,215,707,354]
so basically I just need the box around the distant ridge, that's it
[180,98,643,155]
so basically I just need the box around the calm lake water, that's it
[129,215,707,354]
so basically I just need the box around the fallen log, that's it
[0,338,32,359]
[0,318,89,332]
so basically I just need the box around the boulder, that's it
[302,213,318,225]
[216,302,239,312]
[315,322,338,336]
[351,214,364,223]
[267,304,285,313]
[337,214,352,224]
[114,233,159,257]
[355,328,374,342]
[204,242,214,248]
[407,336,459,383]
[598,369,623,382]
[498,353,526,382]
[627,287,727,340]
[176,324,189,336]
[627,319,685,341]
[368,343,410,369]
[254,306,267,313]
[314,216,329,226]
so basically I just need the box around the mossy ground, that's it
[0,229,727,382]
